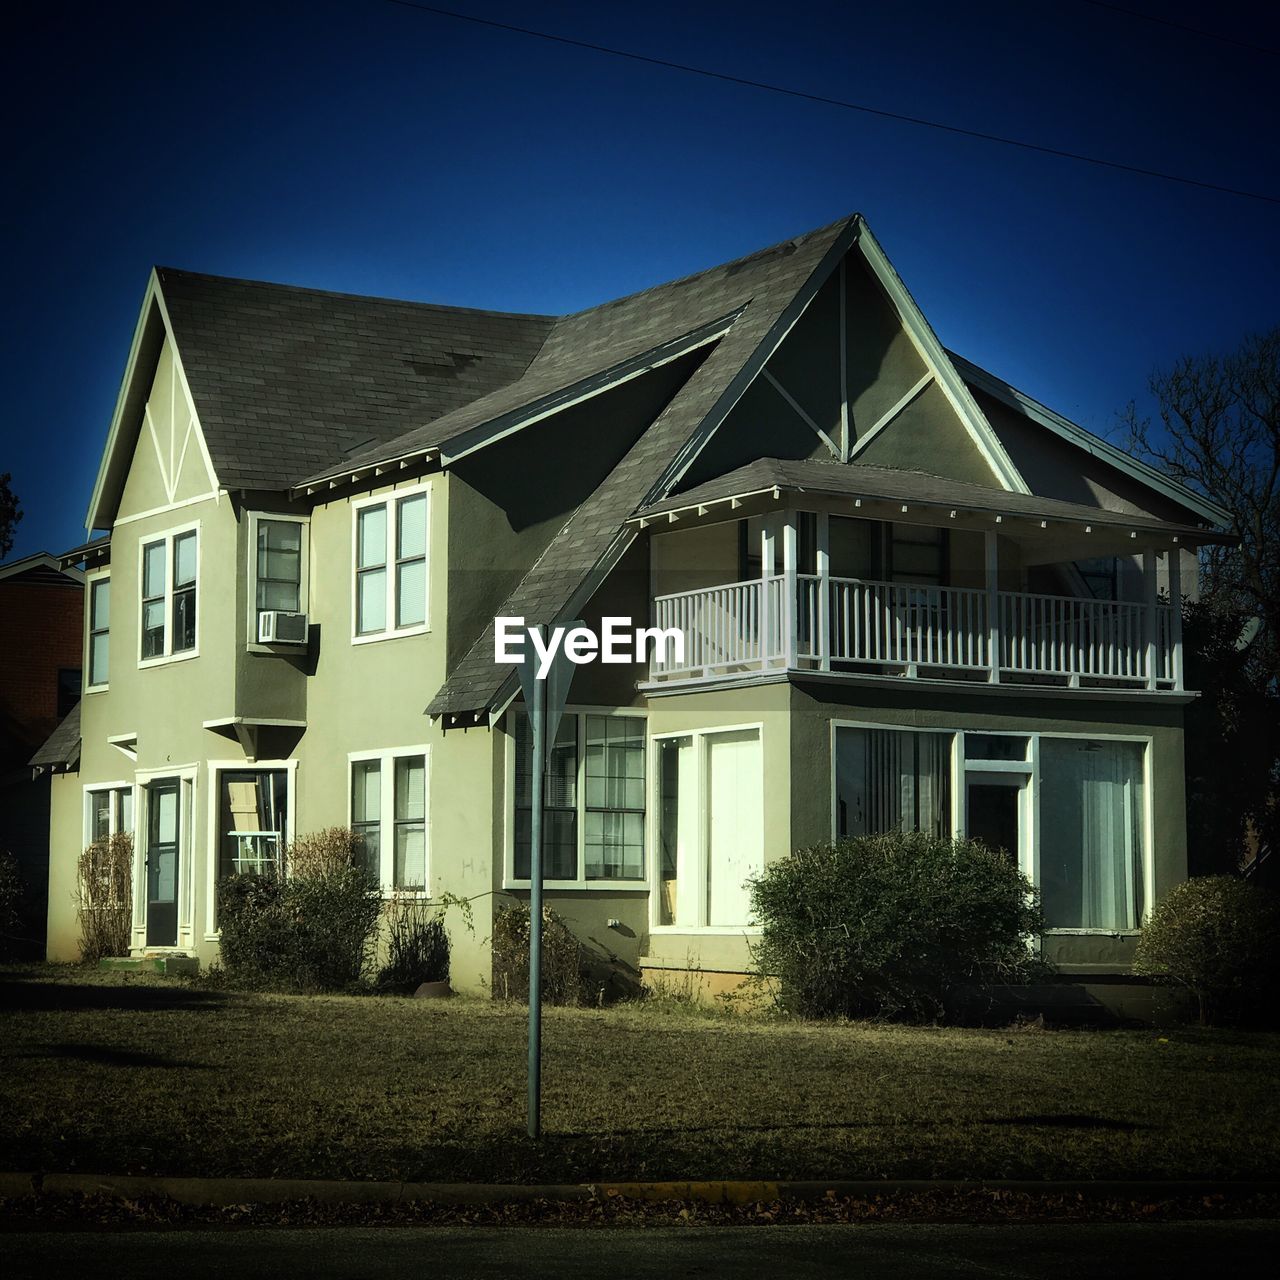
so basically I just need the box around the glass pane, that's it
[657,736,691,925]
[90,632,109,686]
[353,823,380,882]
[91,578,110,628]
[351,760,381,823]
[394,823,426,889]
[154,786,177,844]
[91,792,111,842]
[260,519,301,554]
[259,580,300,612]
[143,541,166,598]
[259,548,301,582]
[118,789,134,836]
[395,755,426,821]
[966,734,1030,762]
[173,531,197,588]
[585,715,644,810]
[585,808,645,880]
[397,494,427,559]
[1039,739,1145,930]
[396,559,426,628]
[357,505,388,569]
[172,586,196,652]
[219,770,287,879]
[142,599,165,658]
[835,728,952,838]
[357,567,387,633]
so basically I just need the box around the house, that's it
[1,552,85,954]
[36,213,1235,997]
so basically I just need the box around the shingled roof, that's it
[29,703,81,772]
[426,215,860,719]
[158,269,555,492]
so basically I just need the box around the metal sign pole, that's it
[526,660,546,1141]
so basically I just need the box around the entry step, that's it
[98,955,200,977]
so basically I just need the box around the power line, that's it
[380,1,1280,207]
[1073,1,1280,59]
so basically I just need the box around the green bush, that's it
[749,832,1047,1022]
[1134,876,1280,1026]
[378,897,451,991]
[217,828,381,992]
[491,901,584,1005]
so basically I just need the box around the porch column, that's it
[782,513,798,668]
[816,512,831,671]
[985,530,1000,683]
[1168,548,1184,691]
[1143,549,1159,690]
[759,519,775,667]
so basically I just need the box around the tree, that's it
[1124,328,1280,877]
[0,472,20,560]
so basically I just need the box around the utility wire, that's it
[1073,0,1280,59]
[380,1,1279,206]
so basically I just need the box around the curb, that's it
[2,1173,1279,1208]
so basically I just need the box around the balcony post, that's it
[759,519,774,666]
[985,530,1000,683]
[816,512,831,671]
[782,513,798,669]
[1168,547,1184,691]
[1143,549,1159,690]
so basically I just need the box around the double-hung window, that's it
[353,486,428,639]
[86,785,134,844]
[87,575,110,689]
[140,526,198,662]
[511,709,647,885]
[348,748,429,891]
[256,518,303,612]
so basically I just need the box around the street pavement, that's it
[3,1221,1278,1278]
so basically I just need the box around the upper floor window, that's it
[256,519,303,612]
[140,526,198,662]
[353,487,428,640]
[87,575,110,689]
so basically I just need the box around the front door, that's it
[966,779,1023,863]
[145,779,180,947]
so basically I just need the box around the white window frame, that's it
[133,763,198,951]
[204,759,298,939]
[503,705,650,892]
[346,745,431,894]
[137,519,201,667]
[83,780,136,846]
[647,720,765,935]
[350,482,431,644]
[85,568,111,692]
[827,720,1154,936]
[246,512,310,650]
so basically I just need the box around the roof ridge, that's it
[155,266,557,323]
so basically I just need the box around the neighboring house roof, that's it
[427,216,862,719]
[29,703,81,772]
[631,457,1237,544]
[0,551,84,586]
[157,270,556,492]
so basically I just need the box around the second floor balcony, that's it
[650,572,1179,690]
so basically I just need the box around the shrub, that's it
[748,832,1046,1022]
[0,851,24,958]
[378,897,451,991]
[491,901,584,1005]
[1134,876,1280,1026]
[76,834,133,962]
[217,827,381,992]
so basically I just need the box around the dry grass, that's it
[1,964,1276,1184]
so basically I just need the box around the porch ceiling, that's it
[629,457,1236,559]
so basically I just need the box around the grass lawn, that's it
[1,964,1276,1184]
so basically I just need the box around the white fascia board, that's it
[437,312,743,468]
[949,351,1234,529]
[855,224,1031,496]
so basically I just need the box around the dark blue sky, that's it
[3,0,1277,560]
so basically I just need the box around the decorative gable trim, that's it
[85,272,222,533]
[855,224,1030,494]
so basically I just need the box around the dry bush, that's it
[491,901,584,1005]
[286,826,365,880]
[77,833,133,962]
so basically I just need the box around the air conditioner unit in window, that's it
[258,611,308,645]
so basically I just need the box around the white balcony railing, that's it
[650,574,1179,690]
